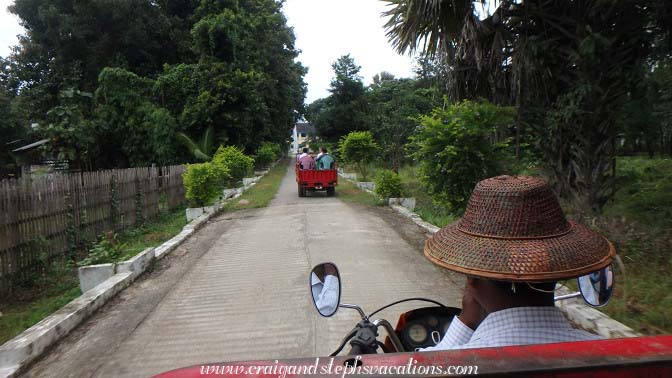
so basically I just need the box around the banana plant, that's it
[177,126,214,161]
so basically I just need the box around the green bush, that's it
[255,142,280,168]
[409,99,515,213]
[375,170,404,198]
[78,232,127,266]
[183,162,229,207]
[339,131,380,181]
[212,146,254,186]
[605,157,672,228]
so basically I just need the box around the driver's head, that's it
[468,277,556,312]
[424,175,615,308]
[302,147,309,153]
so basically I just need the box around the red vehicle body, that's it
[296,162,338,197]
[156,335,672,377]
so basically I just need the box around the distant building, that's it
[291,122,316,153]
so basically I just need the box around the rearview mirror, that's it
[578,265,614,307]
[310,263,341,317]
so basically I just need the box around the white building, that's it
[291,122,316,154]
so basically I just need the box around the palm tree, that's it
[382,0,659,211]
[177,126,214,161]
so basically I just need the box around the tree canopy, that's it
[1,0,305,172]
[382,0,672,211]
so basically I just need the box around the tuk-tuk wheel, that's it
[326,187,335,197]
[298,184,306,197]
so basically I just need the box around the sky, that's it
[282,0,417,104]
[0,0,20,58]
[0,0,417,105]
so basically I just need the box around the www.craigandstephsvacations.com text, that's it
[199,357,479,377]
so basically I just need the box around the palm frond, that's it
[201,126,214,157]
[177,132,211,161]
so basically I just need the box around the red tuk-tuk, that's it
[156,336,672,377]
[295,161,337,197]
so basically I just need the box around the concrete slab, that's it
[21,160,462,377]
[78,264,115,293]
[185,207,205,221]
[116,248,155,279]
[223,188,237,199]
[555,285,639,338]
[356,182,375,192]
[388,198,416,211]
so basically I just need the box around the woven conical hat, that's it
[425,175,615,281]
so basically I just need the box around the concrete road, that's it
[22,161,463,378]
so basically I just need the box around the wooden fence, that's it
[0,165,186,296]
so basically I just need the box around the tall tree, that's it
[0,58,25,174]
[383,0,661,211]
[7,0,197,118]
[3,0,306,170]
[367,78,440,171]
[311,54,369,141]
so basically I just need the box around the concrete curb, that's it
[554,285,639,338]
[0,272,133,377]
[0,161,281,378]
[385,193,640,338]
[337,172,376,195]
[78,263,115,293]
[387,197,417,212]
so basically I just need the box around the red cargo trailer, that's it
[296,162,338,197]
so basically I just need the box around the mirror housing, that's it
[310,263,341,317]
[578,264,614,307]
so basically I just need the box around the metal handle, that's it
[372,319,405,353]
[340,303,367,319]
[554,291,582,301]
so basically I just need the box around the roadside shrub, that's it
[78,232,127,266]
[183,162,229,207]
[409,99,515,213]
[212,146,254,186]
[375,170,403,198]
[339,131,380,181]
[255,142,280,168]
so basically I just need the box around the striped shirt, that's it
[422,306,601,351]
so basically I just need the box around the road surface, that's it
[22,161,463,378]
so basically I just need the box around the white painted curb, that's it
[0,159,282,378]
[78,263,115,293]
[0,272,133,377]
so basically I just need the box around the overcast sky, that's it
[0,0,20,58]
[282,0,416,104]
[0,0,417,105]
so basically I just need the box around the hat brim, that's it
[424,221,615,282]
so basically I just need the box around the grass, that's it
[0,254,81,344]
[574,156,672,334]
[223,159,288,211]
[336,179,383,206]
[116,205,189,261]
[0,285,80,344]
[0,203,191,345]
[339,163,455,225]
[397,166,456,227]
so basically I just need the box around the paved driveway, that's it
[23,161,462,378]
